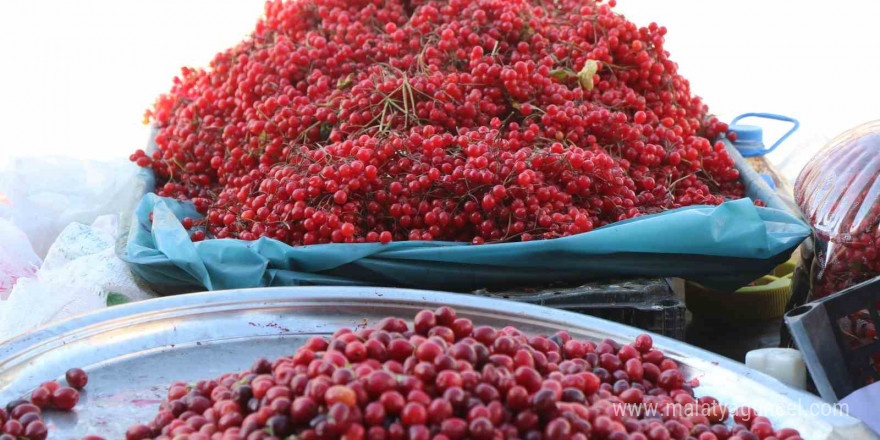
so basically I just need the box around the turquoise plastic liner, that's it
[125,194,809,294]
[124,135,810,293]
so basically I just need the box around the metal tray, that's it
[0,287,872,439]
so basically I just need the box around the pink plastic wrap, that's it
[795,120,880,301]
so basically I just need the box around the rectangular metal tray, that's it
[0,287,870,439]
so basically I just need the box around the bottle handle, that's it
[730,113,800,157]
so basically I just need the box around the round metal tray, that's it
[0,287,871,439]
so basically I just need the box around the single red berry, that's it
[23,421,47,440]
[51,387,79,411]
[2,419,23,436]
[400,402,427,426]
[65,368,88,390]
[39,381,61,393]
[30,387,52,409]
[125,424,152,440]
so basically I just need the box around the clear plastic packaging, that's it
[0,219,41,299]
[794,120,880,300]
[0,216,156,341]
[0,157,146,257]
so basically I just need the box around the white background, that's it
[1,0,879,181]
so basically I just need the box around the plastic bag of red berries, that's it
[794,120,880,301]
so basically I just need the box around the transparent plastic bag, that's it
[794,120,880,301]
[0,216,156,341]
[0,218,41,299]
[0,157,147,257]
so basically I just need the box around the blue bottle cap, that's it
[728,113,799,158]
[729,124,764,148]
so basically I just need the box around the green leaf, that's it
[106,292,131,307]
[577,60,600,91]
[320,122,333,140]
[337,74,354,90]
[550,69,574,81]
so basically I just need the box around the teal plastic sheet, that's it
[125,191,810,293]
[125,136,810,293]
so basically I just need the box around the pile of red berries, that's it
[133,0,750,246]
[42,307,797,440]
[4,308,805,439]
[1,368,87,440]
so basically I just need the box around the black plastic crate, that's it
[473,278,685,340]
[785,274,880,402]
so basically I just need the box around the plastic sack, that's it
[0,216,157,341]
[841,381,880,435]
[126,191,809,294]
[794,120,880,300]
[0,157,149,257]
[0,219,41,299]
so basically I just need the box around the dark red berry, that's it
[51,387,79,411]
[125,424,152,440]
[23,421,47,440]
[65,368,88,390]
[29,388,51,409]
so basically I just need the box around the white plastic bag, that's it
[0,218,41,300]
[0,157,148,257]
[841,381,880,435]
[0,215,157,341]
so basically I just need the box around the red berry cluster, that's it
[133,0,749,245]
[808,230,880,300]
[836,308,879,386]
[64,306,798,440]
[837,309,877,348]
[0,368,88,440]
